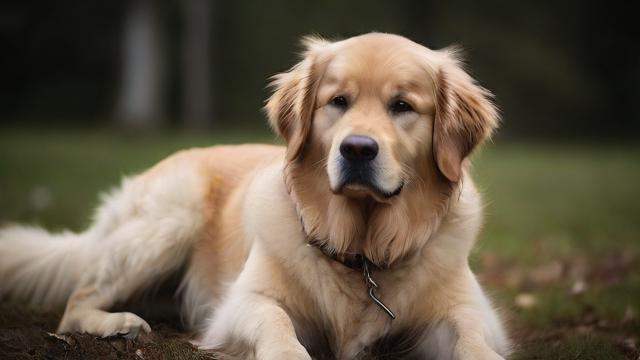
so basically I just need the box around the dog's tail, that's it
[0,224,89,309]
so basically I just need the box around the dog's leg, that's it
[61,153,215,338]
[55,214,198,337]
[202,294,311,360]
[198,249,311,360]
[55,158,208,337]
[431,267,509,360]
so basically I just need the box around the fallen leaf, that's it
[571,279,587,295]
[515,293,537,309]
[47,332,75,346]
[529,261,563,285]
[623,305,637,323]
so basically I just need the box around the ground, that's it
[0,128,639,359]
[0,303,211,359]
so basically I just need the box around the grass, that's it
[474,144,640,260]
[0,127,273,230]
[1,127,639,359]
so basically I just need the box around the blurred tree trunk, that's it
[116,0,165,130]
[181,0,213,130]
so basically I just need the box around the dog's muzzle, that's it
[338,134,378,188]
[335,135,403,199]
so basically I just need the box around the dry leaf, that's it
[571,279,587,295]
[515,293,537,309]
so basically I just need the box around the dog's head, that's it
[266,33,498,265]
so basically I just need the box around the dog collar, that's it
[307,239,396,320]
[288,187,396,320]
[306,238,366,271]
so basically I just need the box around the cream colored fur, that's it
[0,33,509,359]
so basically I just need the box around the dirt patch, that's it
[0,304,214,359]
[478,249,640,359]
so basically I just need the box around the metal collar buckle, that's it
[362,256,396,319]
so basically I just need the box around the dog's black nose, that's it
[340,135,379,162]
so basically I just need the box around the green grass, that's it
[0,127,274,230]
[1,127,639,359]
[474,144,640,260]
[469,144,640,358]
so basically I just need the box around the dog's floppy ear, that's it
[433,50,499,182]
[265,36,331,161]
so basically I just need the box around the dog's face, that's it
[266,33,498,263]
[314,37,437,202]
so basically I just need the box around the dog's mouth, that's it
[333,181,404,203]
[330,159,404,203]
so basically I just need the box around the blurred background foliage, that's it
[1,0,638,138]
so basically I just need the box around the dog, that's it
[0,33,509,359]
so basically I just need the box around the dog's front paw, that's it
[259,344,312,360]
[108,312,152,339]
[455,348,505,360]
[262,350,311,360]
[454,341,505,360]
[58,310,151,338]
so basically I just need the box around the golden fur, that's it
[0,33,508,359]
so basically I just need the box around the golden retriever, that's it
[0,33,509,359]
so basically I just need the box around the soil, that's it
[0,304,213,360]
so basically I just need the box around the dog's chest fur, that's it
[290,256,418,360]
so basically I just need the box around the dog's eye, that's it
[389,100,414,114]
[329,96,349,109]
